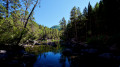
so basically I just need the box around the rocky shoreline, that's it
[0,46,36,67]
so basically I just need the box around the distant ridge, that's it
[51,25,61,30]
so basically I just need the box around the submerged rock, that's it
[62,48,72,56]
[81,48,98,53]
[23,53,36,62]
[0,53,7,60]
[99,53,113,59]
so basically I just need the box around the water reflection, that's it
[59,55,71,67]
[25,44,120,67]
[2,42,120,67]
[33,52,70,67]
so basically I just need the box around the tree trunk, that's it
[6,0,9,17]
[16,0,39,45]
[75,21,77,42]
[86,20,87,41]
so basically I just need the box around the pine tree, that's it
[70,6,78,41]
[83,7,88,40]
[59,17,66,31]
[1,0,21,18]
[77,7,82,21]
[88,2,93,36]
[0,4,6,17]
[83,7,88,20]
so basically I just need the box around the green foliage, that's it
[0,17,61,45]
[0,0,61,45]
[59,17,66,31]
[0,0,120,50]
[0,4,6,17]
[61,0,120,50]
[0,17,24,45]
[38,25,61,40]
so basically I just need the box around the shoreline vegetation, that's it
[0,0,120,67]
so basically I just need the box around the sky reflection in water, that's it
[33,52,70,67]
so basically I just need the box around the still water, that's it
[33,52,70,67]
[25,45,72,67]
[25,45,120,67]
[1,43,120,67]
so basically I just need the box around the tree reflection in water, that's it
[59,55,71,67]
[25,43,120,67]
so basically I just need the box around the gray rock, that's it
[0,50,6,54]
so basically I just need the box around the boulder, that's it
[0,50,6,54]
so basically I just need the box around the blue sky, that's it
[33,0,100,28]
